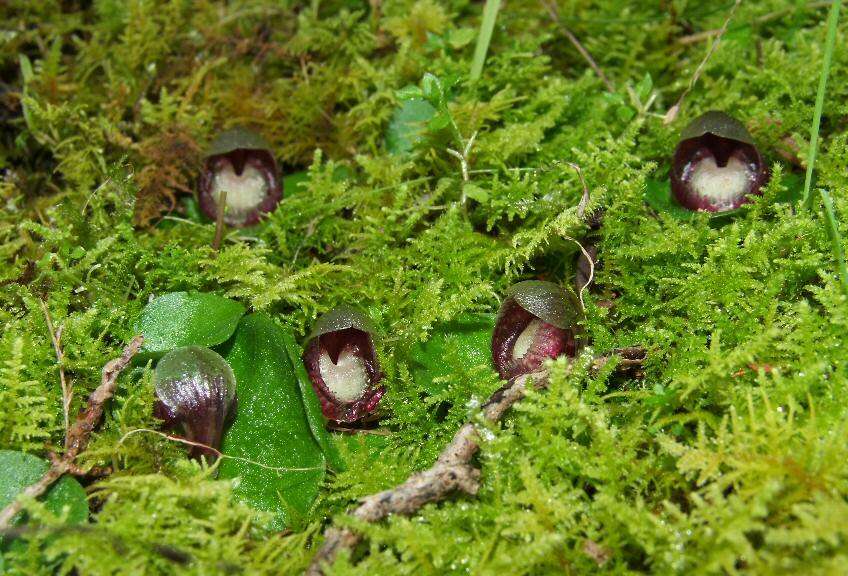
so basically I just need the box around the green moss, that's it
[1,0,848,573]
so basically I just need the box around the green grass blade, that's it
[802,0,842,209]
[470,0,502,81]
[819,189,848,295]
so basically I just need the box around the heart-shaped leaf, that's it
[644,178,696,221]
[218,313,325,530]
[281,331,345,472]
[283,171,310,195]
[646,177,745,222]
[134,292,246,358]
[0,450,88,528]
[385,99,437,156]
[409,314,496,394]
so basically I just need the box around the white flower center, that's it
[512,319,542,361]
[690,156,753,209]
[319,348,369,403]
[211,162,269,223]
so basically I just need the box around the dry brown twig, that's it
[565,162,595,310]
[0,336,144,530]
[541,0,616,92]
[39,300,71,443]
[677,0,833,45]
[306,346,647,575]
[663,0,742,124]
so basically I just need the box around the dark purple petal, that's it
[492,281,580,380]
[198,128,282,227]
[153,346,237,460]
[670,111,769,213]
[302,308,384,423]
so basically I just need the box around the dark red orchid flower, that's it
[670,111,769,213]
[198,127,282,227]
[492,281,582,380]
[153,345,237,461]
[302,306,384,423]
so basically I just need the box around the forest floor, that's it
[1,1,847,574]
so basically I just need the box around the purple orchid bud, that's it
[670,111,769,212]
[492,281,581,380]
[153,346,237,460]
[302,306,384,423]
[198,127,282,227]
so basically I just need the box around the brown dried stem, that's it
[541,0,616,93]
[39,300,71,444]
[212,189,227,251]
[306,347,646,575]
[677,1,833,45]
[663,0,741,124]
[0,336,143,530]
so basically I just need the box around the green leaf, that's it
[644,178,695,221]
[644,178,755,222]
[18,55,33,84]
[133,292,246,358]
[448,27,476,49]
[635,72,653,101]
[395,85,423,101]
[424,31,445,51]
[218,313,325,530]
[409,314,495,394]
[0,450,88,528]
[283,171,310,195]
[421,73,443,105]
[615,105,636,122]
[469,0,502,81]
[802,0,842,209]
[385,99,437,156]
[280,330,346,472]
[463,183,490,203]
[819,188,848,295]
[776,171,804,204]
[428,111,452,132]
[181,196,203,222]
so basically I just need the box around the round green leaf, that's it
[133,292,246,357]
[646,177,745,222]
[281,331,345,472]
[283,171,310,195]
[0,450,88,526]
[385,99,436,156]
[644,178,698,221]
[409,314,496,394]
[219,313,325,530]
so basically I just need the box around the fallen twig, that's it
[664,0,741,124]
[39,300,71,444]
[541,0,615,92]
[677,1,833,45]
[306,347,646,575]
[0,336,143,530]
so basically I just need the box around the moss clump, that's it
[1,0,848,573]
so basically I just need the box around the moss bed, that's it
[1,1,848,574]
